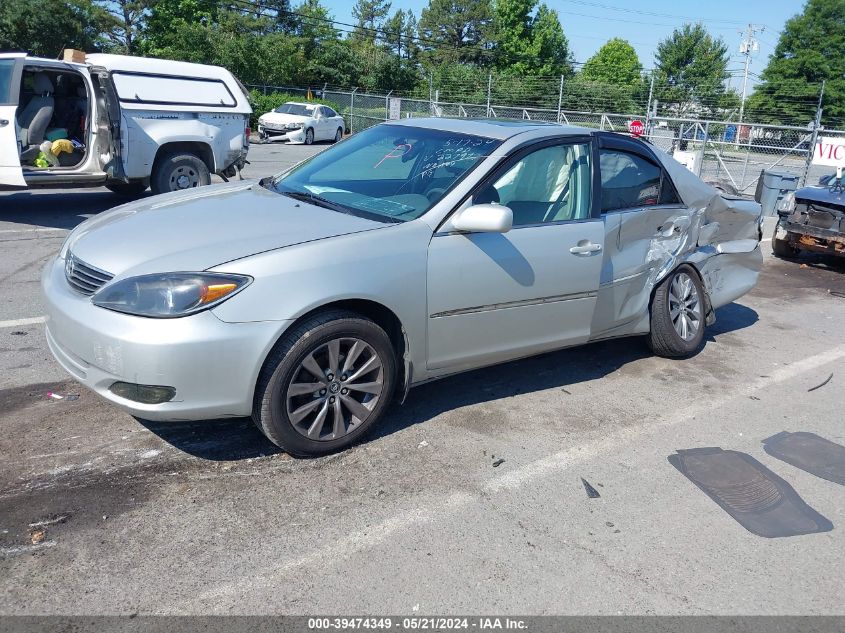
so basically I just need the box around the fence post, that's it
[556,75,564,123]
[350,87,357,134]
[645,72,655,133]
[429,73,434,115]
[486,73,492,118]
[322,82,327,98]
[385,90,393,121]
[801,81,825,187]
[434,89,439,117]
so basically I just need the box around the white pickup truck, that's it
[0,52,251,195]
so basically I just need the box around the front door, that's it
[426,139,604,371]
[0,56,25,187]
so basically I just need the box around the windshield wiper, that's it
[278,190,355,215]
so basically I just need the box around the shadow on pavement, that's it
[0,190,150,230]
[135,300,759,462]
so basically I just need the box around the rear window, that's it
[112,72,236,107]
[0,59,15,104]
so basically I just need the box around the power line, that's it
[559,0,750,25]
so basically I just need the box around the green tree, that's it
[417,0,492,65]
[530,4,571,76]
[384,9,418,59]
[351,0,391,43]
[580,38,641,85]
[295,0,339,55]
[653,23,730,116]
[747,0,845,126]
[493,0,570,76]
[95,0,149,54]
[0,0,111,56]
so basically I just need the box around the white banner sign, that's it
[389,97,401,121]
[813,136,845,167]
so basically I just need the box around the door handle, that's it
[0,120,8,127]
[570,241,602,255]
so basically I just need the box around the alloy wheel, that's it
[668,272,702,341]
[285,337,385,441]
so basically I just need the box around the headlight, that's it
[776,191,796,215]
[92,272,251,318]
[286,122,302,130]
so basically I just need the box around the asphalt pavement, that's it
[1,143,844,615]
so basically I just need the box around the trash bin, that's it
[754,170,800,216]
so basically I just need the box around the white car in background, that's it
[257,102,345,145]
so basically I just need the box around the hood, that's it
[260,112,311,125]
[795,183,845,209]
[66,181,386,277]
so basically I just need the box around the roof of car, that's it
[383,117,594,140]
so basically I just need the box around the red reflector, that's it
[245,127,251,137]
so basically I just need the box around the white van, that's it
[0,52,251,195]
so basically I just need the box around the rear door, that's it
[0,55,25,187]
[591,134,693,336]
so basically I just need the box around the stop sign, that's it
[628,120,645,137]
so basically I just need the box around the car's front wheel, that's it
[304,128,314,145]
[253,310,397,456]
[772,233,799,258]
[648,265,705,358]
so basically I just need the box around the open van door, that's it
[0,54,25,187]
[88,65,126,181]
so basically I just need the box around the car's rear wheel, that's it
[304,128,314,145]
[151,152,211,195]
[253,310,397,456]
[333,127,343,143]
[648,265,705,358]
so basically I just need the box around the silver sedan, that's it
[42,119,763,455]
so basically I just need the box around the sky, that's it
[320,0,804,86]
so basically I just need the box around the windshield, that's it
[274,103,315,116]
[270,124,501,222]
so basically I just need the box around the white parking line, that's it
[0,316,46,329]
[0,227,68,235]
[197,343,845,605]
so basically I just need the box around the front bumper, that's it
[258,124,306,143]
[781,220,845,256]
[42,256,289,421]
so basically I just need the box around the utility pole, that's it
[738,23,764,124]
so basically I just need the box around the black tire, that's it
[304,128,314,145]
[105,180,148,197]
[772,234,799,258]
[648,265,706,358]
[150,152,211,195]
[253,310,397,456]
[333,127,343,143]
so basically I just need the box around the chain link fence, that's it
[249,81,843,194]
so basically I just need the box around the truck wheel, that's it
[648,265,706,358]
[772,235,799,258]
[105,181,148,197]
[151,152,211,195]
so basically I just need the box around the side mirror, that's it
[451,204,513,234]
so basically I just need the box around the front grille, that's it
[65,252,114,296]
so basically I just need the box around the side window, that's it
[599,149,665,212]
[324,107,338,118]
[474,143,592,226]
[0,59,16,104]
